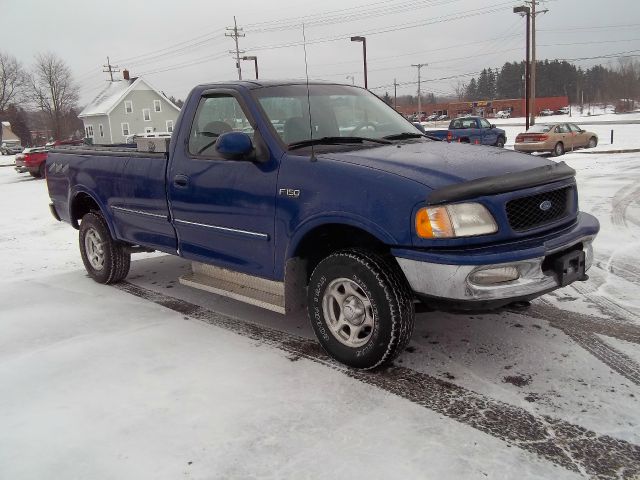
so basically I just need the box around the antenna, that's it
[302,23,316,161]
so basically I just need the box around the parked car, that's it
[514,123,598,156]
[436,114,449,121]
[495,110,511,119]
[426,114,439,121]
[1,142,23,155]
[556,107,570,115]
[428,116,507,147]
[539,109,555,116]
[15,147,48,178]
[47,80,599,369]
[45,139,85,148]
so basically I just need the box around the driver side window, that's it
[188,95,254,158]
[479,118,491,129]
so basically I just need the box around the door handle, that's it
[174,174,189,187]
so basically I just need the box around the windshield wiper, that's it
[288,136,391,150]
[383,132,441,141]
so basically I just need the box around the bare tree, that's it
[0,52,28,111]
[30,52,79,139]
[453,80,467,101]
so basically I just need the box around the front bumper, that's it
[394,213,599,308]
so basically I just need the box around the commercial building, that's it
[398,96,569,118]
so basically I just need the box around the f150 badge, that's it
[279,188,301,198]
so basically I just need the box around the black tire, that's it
[552,142,564,157]
[79,212,130,284]
[588,136,598,149]
[38,163,46,179]
[307,249,414,369]
[495,136,506,148]
[29,171,41,178]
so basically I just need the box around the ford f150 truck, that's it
[46,81,599,369]
[428,116,507,147]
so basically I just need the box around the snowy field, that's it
[1,141,640,479]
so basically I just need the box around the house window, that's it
[85,125,94,138]
[154,100,162,112]
[124,101,133,114]
[121,123,130,136]
[143,108,151,121]
[166,120,174,133]
[99,124,104,138]
[145,127,154,134]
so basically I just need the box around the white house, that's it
[79,71,181,144]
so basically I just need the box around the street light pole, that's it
[350,36,368,89]
[514,5,531,130]
[241,56,258,79]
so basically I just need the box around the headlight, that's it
[416,203,498,238]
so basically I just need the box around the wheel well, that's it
[71,193,101,228]
[292,224,389,281]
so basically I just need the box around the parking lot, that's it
[1,139,639,479]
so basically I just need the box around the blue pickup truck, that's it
[46,81,598,369]
[428,116,507,147]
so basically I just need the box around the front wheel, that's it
[495,136,505,148]
[307,249,414,369]
[588,136,597,149]
[79,212,131,284]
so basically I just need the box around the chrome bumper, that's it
[395,240,593,302]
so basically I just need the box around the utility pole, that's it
[411,63,427,116]
[393,78,398,110]
[226,16,245,80]
[530,0,536,126]
[103,56,120,82]
[526,0,547,126]
[513,5,530,130]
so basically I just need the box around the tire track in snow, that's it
[115,281,640,479]
[611,180,640,231]
[510,302,640,386]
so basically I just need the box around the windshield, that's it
[526,124,552,133]
[252,84,421,147]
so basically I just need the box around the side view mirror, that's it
[215,131,254,160]
[490,124,496,129]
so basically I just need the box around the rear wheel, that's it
[307,249,414,369]
[588,136,597,149]
[79,212,130,284]
[38,163,46,179]
[552,142,565,157]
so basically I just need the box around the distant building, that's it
[398,96,569,119]
[79,70,180,144]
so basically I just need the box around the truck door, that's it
[479,118,497,145]
[168,92,278,278]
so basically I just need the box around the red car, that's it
[15,147,48,178]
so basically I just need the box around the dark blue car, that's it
[429,116,507,147]
[46,81,598,369]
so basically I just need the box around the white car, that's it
[539,109,555,116]
[436,114,448,121]
[556,106,570,115]
[495,110,511,119]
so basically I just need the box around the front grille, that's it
[506,186,572,231]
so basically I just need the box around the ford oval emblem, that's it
[539,200,552,211]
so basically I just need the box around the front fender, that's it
[285,212,398,261]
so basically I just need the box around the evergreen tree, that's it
[465,78,478,101]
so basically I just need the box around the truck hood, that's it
[320,141,554,190]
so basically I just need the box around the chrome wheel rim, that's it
[84,227,105,271]
[589,138,596,148]
[322,278,375,348]
[556,144,563,155]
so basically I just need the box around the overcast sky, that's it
[3,0,639,105]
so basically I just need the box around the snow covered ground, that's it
[1,143,640,479]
